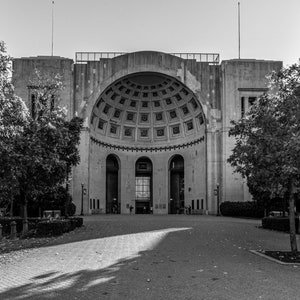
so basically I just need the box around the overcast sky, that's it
[1,0,299,66]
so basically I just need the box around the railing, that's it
[75,52,126,63]
[75,52,220,64]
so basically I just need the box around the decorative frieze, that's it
[90,136,205,152]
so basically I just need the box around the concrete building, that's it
[12,51,282,215]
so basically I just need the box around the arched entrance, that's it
[169,155,185,214]
[135,157,153,214]
[106,154,120,214]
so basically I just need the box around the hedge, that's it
[68,217,83,229]
[220,201,264,218]
[262,217,299,233]
[36,217,83,237]
[36,219,72,236]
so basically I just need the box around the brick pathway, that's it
[0,215,299,300]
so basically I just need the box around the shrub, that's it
[262,217,299,233]
[36,219,71,236]
[0,217,23,235]
[68,217,83,229]
[66,202,76,217]
[220,201,264,218]
[28,217,42,231]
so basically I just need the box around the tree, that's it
[228,63,300,254]
[0,42,83,231]
[0,41,29,215]
[13,69,83,228]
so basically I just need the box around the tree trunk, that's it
[9,193,14,217]
[22,192,28,234]
[288,181,298,254]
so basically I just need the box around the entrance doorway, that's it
[135,157,153,214]
[169,155,184,214]
[106,154,120,214]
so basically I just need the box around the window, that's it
[31,94,36,119]
[241,97,245,117]
[154,101,160,107]
[135,177,151,201]
[249,97,256,106]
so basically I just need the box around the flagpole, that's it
[51,1,54,56]
[238,2,240,59]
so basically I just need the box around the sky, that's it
[1,0,299,66]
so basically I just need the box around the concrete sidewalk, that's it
[0,215,299,300]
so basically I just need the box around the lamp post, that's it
[80,183,84,216]
[215,184,220,216]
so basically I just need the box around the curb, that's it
[249,250,300,266]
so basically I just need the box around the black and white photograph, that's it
[0,0,300,299]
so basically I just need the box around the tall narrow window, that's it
[241,97,245,118]
[135,177,151,201]
[31,94,36,119]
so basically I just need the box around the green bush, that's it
[262,217,299,233]
[36,219,72,236]
[220,201,264,218]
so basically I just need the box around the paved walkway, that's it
[0,215,299,300]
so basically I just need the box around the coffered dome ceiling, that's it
[90,72,205,147]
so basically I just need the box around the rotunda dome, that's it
[90,72,205,148]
